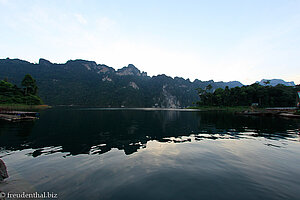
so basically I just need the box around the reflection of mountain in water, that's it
[0,108,299,157]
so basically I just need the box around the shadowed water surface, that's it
[0,107,300,200]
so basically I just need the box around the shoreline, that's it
[187,106,300,118]
[186,106,257,112]
[0,104,51,111]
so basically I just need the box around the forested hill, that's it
[0,58,243,107]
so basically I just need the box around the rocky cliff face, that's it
[161,85,180,108]
[256,79,295,86]
[116,64,147,76]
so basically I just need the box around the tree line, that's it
[0,74,43,105]
[196,83,300,107]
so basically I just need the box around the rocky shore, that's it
[0,159,8,181]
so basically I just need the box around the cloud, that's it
[75,14,87,25]
[0,0,8,5]
[96,17,116,31]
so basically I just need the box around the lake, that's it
[0,107,300,200]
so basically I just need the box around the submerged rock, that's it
[0,159,8,181]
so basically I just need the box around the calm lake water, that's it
[1,107,300,200]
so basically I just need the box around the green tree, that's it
[196,83,298,107]
[22,74,38,95]
[0,79,43,105]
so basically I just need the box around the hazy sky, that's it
[0,0,299,84]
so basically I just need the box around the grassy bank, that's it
[0,104,51,111]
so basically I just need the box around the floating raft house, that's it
[0,111,39,122]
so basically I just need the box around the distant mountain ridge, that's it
[256,79,295,87]
[0,57,281,107]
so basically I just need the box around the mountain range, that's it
[256,79,295,87]
[0,58,295,107]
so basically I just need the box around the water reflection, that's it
[0,108,299,157]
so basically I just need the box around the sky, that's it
[0,0,300,84]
